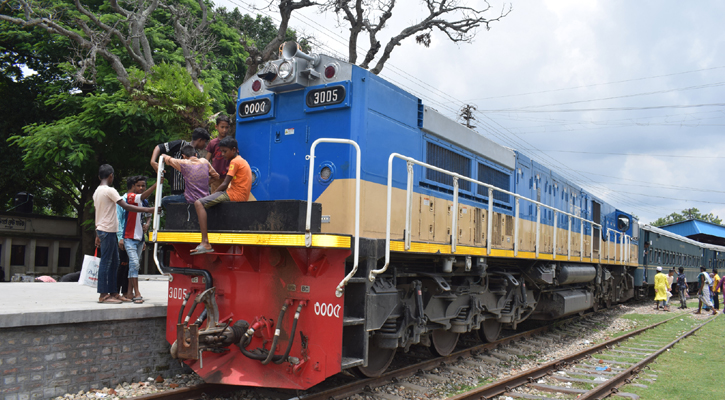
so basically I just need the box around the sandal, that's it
[190,244,214,255]
[133,297,144,301]
[134,298,145,304]
[101,297,122,304]
[115,295,132,302]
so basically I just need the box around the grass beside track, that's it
[622,314,722,399]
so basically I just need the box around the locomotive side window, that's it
[617,215,630,232]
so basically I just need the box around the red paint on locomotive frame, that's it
[165,244,351,389]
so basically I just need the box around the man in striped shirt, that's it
[150,128,210,208]
[117,175,159,303]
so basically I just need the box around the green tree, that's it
[1,0,299,262]
[651,208,723,227]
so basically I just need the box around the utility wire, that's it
[220,0,682,214]
[466,65,725,102]
[479,103,725,113]
[516,149,725,159]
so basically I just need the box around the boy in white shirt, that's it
[93,164,154,304]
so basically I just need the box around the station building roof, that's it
[659,219,725,246]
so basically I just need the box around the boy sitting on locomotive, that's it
[191,137,252,255]
[160,145,220,205]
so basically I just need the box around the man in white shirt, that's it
[93,164,154,304]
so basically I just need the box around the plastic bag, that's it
[79,250,100,288]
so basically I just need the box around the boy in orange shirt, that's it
[191,137,252,255]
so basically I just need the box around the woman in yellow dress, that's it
[654,266,669,311]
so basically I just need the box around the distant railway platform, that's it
[0,276,188,400]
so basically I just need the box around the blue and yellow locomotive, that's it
[156,42,641,389]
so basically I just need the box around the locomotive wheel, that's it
[479,319,502,343]
[430,329,459,356]
[355,342,396,378]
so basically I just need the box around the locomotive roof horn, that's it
[281,41,320,67]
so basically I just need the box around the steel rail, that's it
[295,314,594,400]
[578,315,719,399]
[447,315,680,400]
[130,383,238,400]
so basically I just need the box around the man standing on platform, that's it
[93,165,154,304]
[117,176,159,304]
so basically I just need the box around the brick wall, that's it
[0,317,190,400]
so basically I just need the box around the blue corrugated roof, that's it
[659,219,725,238]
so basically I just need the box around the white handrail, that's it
[152,156,167,276]
[369,153,607,282]
[303,139,361,298]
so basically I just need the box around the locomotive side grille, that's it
[426,142,471,191]
[477,163,511,203]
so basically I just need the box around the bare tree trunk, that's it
[243,0,317,81]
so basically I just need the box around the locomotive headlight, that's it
[278,61,293,79]
[320,166,332,180]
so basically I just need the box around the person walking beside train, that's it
[696,266,717,315]
[664,269,675,310]
[93,165,154,304]
[653,266,669,311]
[150,128,211,208]
[205,114,233,192]
[677,267,688,309]
[191,137,252,255]
[712,269,720,310]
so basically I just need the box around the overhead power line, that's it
[479,103,725,113]
[517,149,725,159]
[466,65,725,102]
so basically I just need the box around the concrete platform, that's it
[0,275,169,328]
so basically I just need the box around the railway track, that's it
[132,308,713,400]
[451,314,719,400]
[131,312,605,400]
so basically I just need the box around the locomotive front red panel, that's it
[165,243,350,389]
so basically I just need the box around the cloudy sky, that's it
[216,0,725,224]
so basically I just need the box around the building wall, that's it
[0,213,80,281]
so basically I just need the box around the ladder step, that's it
[341,357,364,368]
[346,277,366,283]
[343,317,365,326]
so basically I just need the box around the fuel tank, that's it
[558,265,597,285]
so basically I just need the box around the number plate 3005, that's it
[306,86,346,108]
